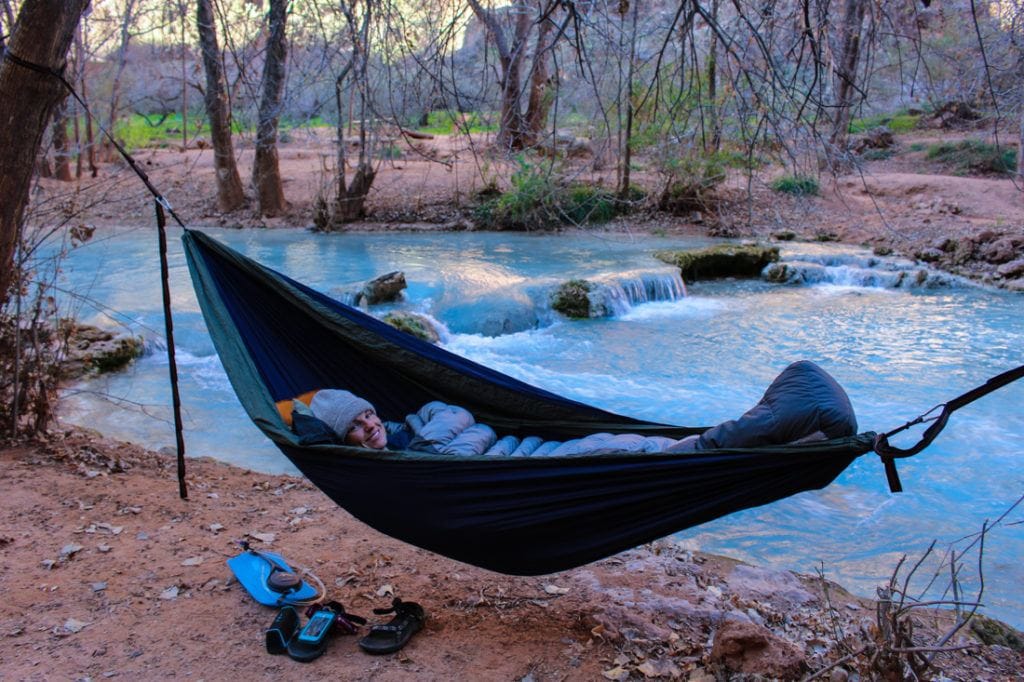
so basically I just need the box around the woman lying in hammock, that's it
[294,360,857,456]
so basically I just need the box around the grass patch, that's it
[377,144,402,160]
[108,113,331,151]
[109,112,208,149]
[925,140,1017,175]
[770,174,819,196]
[861,148,896,161]
[849,111,920,134]
[418,110,498,135]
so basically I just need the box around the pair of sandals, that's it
[266,598,426,662]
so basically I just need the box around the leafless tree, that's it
[196,0,246,211]
[467,0,561,151]
[252,0,289,216]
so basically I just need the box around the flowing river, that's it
[54,226,1024,628]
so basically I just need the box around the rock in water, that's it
[359,271,407,305]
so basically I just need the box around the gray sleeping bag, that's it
[693,360,858,450]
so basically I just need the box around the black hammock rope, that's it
[6,46,1023,502]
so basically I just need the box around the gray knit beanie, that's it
[310,389,374,438]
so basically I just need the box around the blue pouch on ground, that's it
[226,548,319,607]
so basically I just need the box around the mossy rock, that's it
[61,324,144,378]
[969,614,1024,651]
[382,312,440,344]
[551,279,594,319]
[91,336,144,372]
[654,244,780,281]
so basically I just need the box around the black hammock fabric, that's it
[182,230,876,575]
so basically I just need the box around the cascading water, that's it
[585,271,688,317]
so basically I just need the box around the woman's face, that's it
[345,409,388,449]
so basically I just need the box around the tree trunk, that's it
[705,0,721,153]
[830,0,867,151]
[73,27,98,178]
[326,3,376,228]
[104,0,137,162]
[196,0,245,212]
[619,0,639,198]
[468,0,533,151]
[51,94,73,181]
[0,0,90,303]
[252,0,288,217]
[180,0,189,150]
[524,11,554,145]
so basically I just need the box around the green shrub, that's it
[474,158,638,230]
[770,174,819,196]
[474,158,558,230]
[655,153,726,214]
[925,140,1016,175]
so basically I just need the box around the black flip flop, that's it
[358,598,426,655]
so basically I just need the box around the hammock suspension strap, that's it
[5,47,190,498]
[874,363,1024,493]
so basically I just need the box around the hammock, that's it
[182,229,877,575]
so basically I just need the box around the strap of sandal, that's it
[373,597,425,621]
[307,600,367,635]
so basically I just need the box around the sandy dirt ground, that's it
[6,128,1023,680]
[1,431,1021,681]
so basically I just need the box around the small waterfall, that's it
[588,272,688,317]
[763,254,967,290]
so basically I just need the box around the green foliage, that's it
[377,144,403,160]
[714,148,766,170]
[849,110,920,134]
[561,185,639,224]
[418,110,498,135]
[655,152,727,214]
[924,140,1017,175]
[770,174,819,196]
[474,158,636,230]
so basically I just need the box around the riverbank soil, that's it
[1,430,1021,680]
[35,127,1024,289]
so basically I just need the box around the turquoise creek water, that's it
[54,227,1023,628]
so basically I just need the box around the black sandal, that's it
[358,598,426,655]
